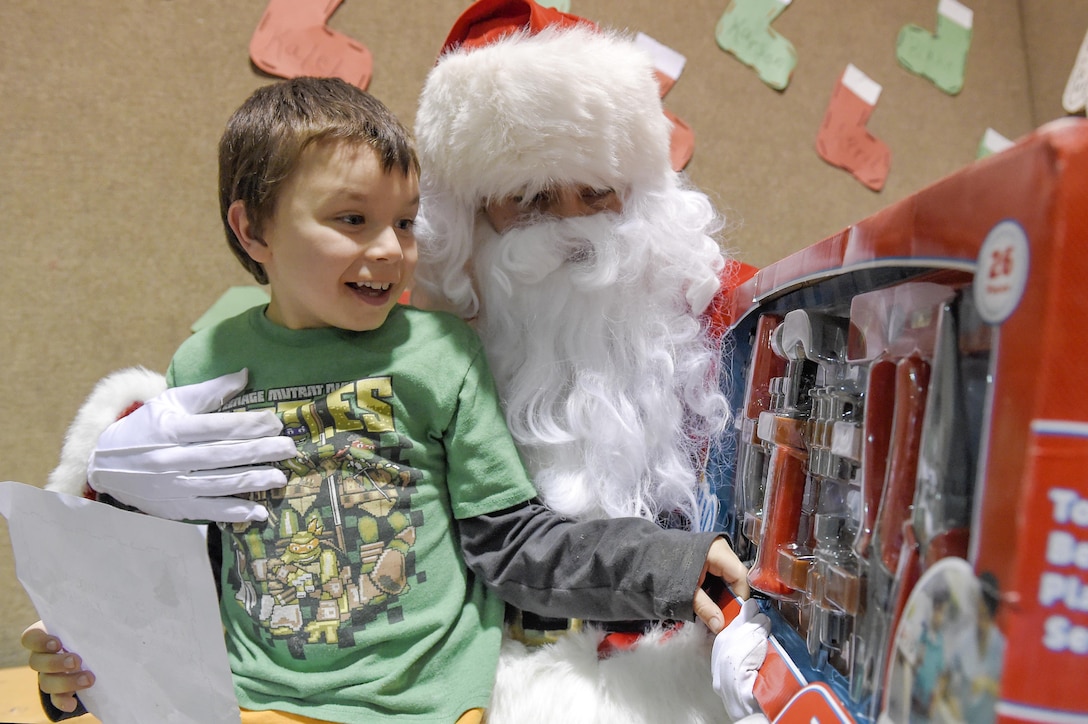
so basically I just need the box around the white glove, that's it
[712,598,771,721]
[88,369,296,522]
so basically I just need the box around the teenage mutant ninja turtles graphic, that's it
[227,377,424,657]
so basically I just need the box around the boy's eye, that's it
[340,214,366,226]
[396,218,416,231]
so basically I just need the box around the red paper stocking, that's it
[250,0,373,90]
[640,33,695,171]
[815,65,890,191]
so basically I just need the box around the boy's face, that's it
[235,141,419,331]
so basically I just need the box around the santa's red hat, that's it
[414,0,673,207]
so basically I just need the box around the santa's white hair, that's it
[415,25,675,232]
[412,23,678,321]
[412,18,734,526]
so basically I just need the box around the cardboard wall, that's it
[0,0,1084,669]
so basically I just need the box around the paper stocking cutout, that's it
[896,0,973,95]
[663,109,695,172]
[816,65,891,192]
[636,33,695,171]
[1062,27,1088,114]
[250,0,373,90]
[715,0,797,91]
[977,128,1013,159]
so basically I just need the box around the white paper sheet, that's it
[0,481,239,724]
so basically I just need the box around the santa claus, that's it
[33,1,769,722]
[413,0,732,530]
[410,3,759,721]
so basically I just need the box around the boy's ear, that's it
[228,200,270,263]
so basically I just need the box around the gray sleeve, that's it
[458,500,722,622]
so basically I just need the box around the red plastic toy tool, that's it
[876,355,931,575]
[250,0,373,90]
[853,357,895,560]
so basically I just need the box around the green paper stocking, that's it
[897,11,972,95]
[715,0,797,91]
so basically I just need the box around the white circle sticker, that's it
[973,220,1029,324]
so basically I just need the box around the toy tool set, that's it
[711,118,1088,723]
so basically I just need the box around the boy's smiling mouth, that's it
[350,281,391,291]
[348,280,395,301]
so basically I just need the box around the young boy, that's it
[25,77,747,723]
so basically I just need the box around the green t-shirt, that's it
[167,304,538,723]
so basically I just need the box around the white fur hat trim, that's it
[415,24,672,206]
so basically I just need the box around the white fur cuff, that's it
[47,367,167,497]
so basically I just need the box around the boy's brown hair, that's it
[219,76,420,284]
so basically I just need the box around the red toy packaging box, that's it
[710,117,1088,723]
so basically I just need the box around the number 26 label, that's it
[974,220,1029,324]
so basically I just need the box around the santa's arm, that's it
[48,368,294,521]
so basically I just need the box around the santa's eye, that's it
[514,191,551,209]
[531,191,552,206]
[581,187,615,206]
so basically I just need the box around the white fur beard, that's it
[472,207,729,524]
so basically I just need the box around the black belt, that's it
[506,607,678,648]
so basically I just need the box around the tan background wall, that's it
[1,0,1085,670]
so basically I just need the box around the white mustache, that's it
[478,213,622,297]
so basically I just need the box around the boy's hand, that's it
[694,537,751,633]
[22,621,94,713]
[88,369,296,522]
